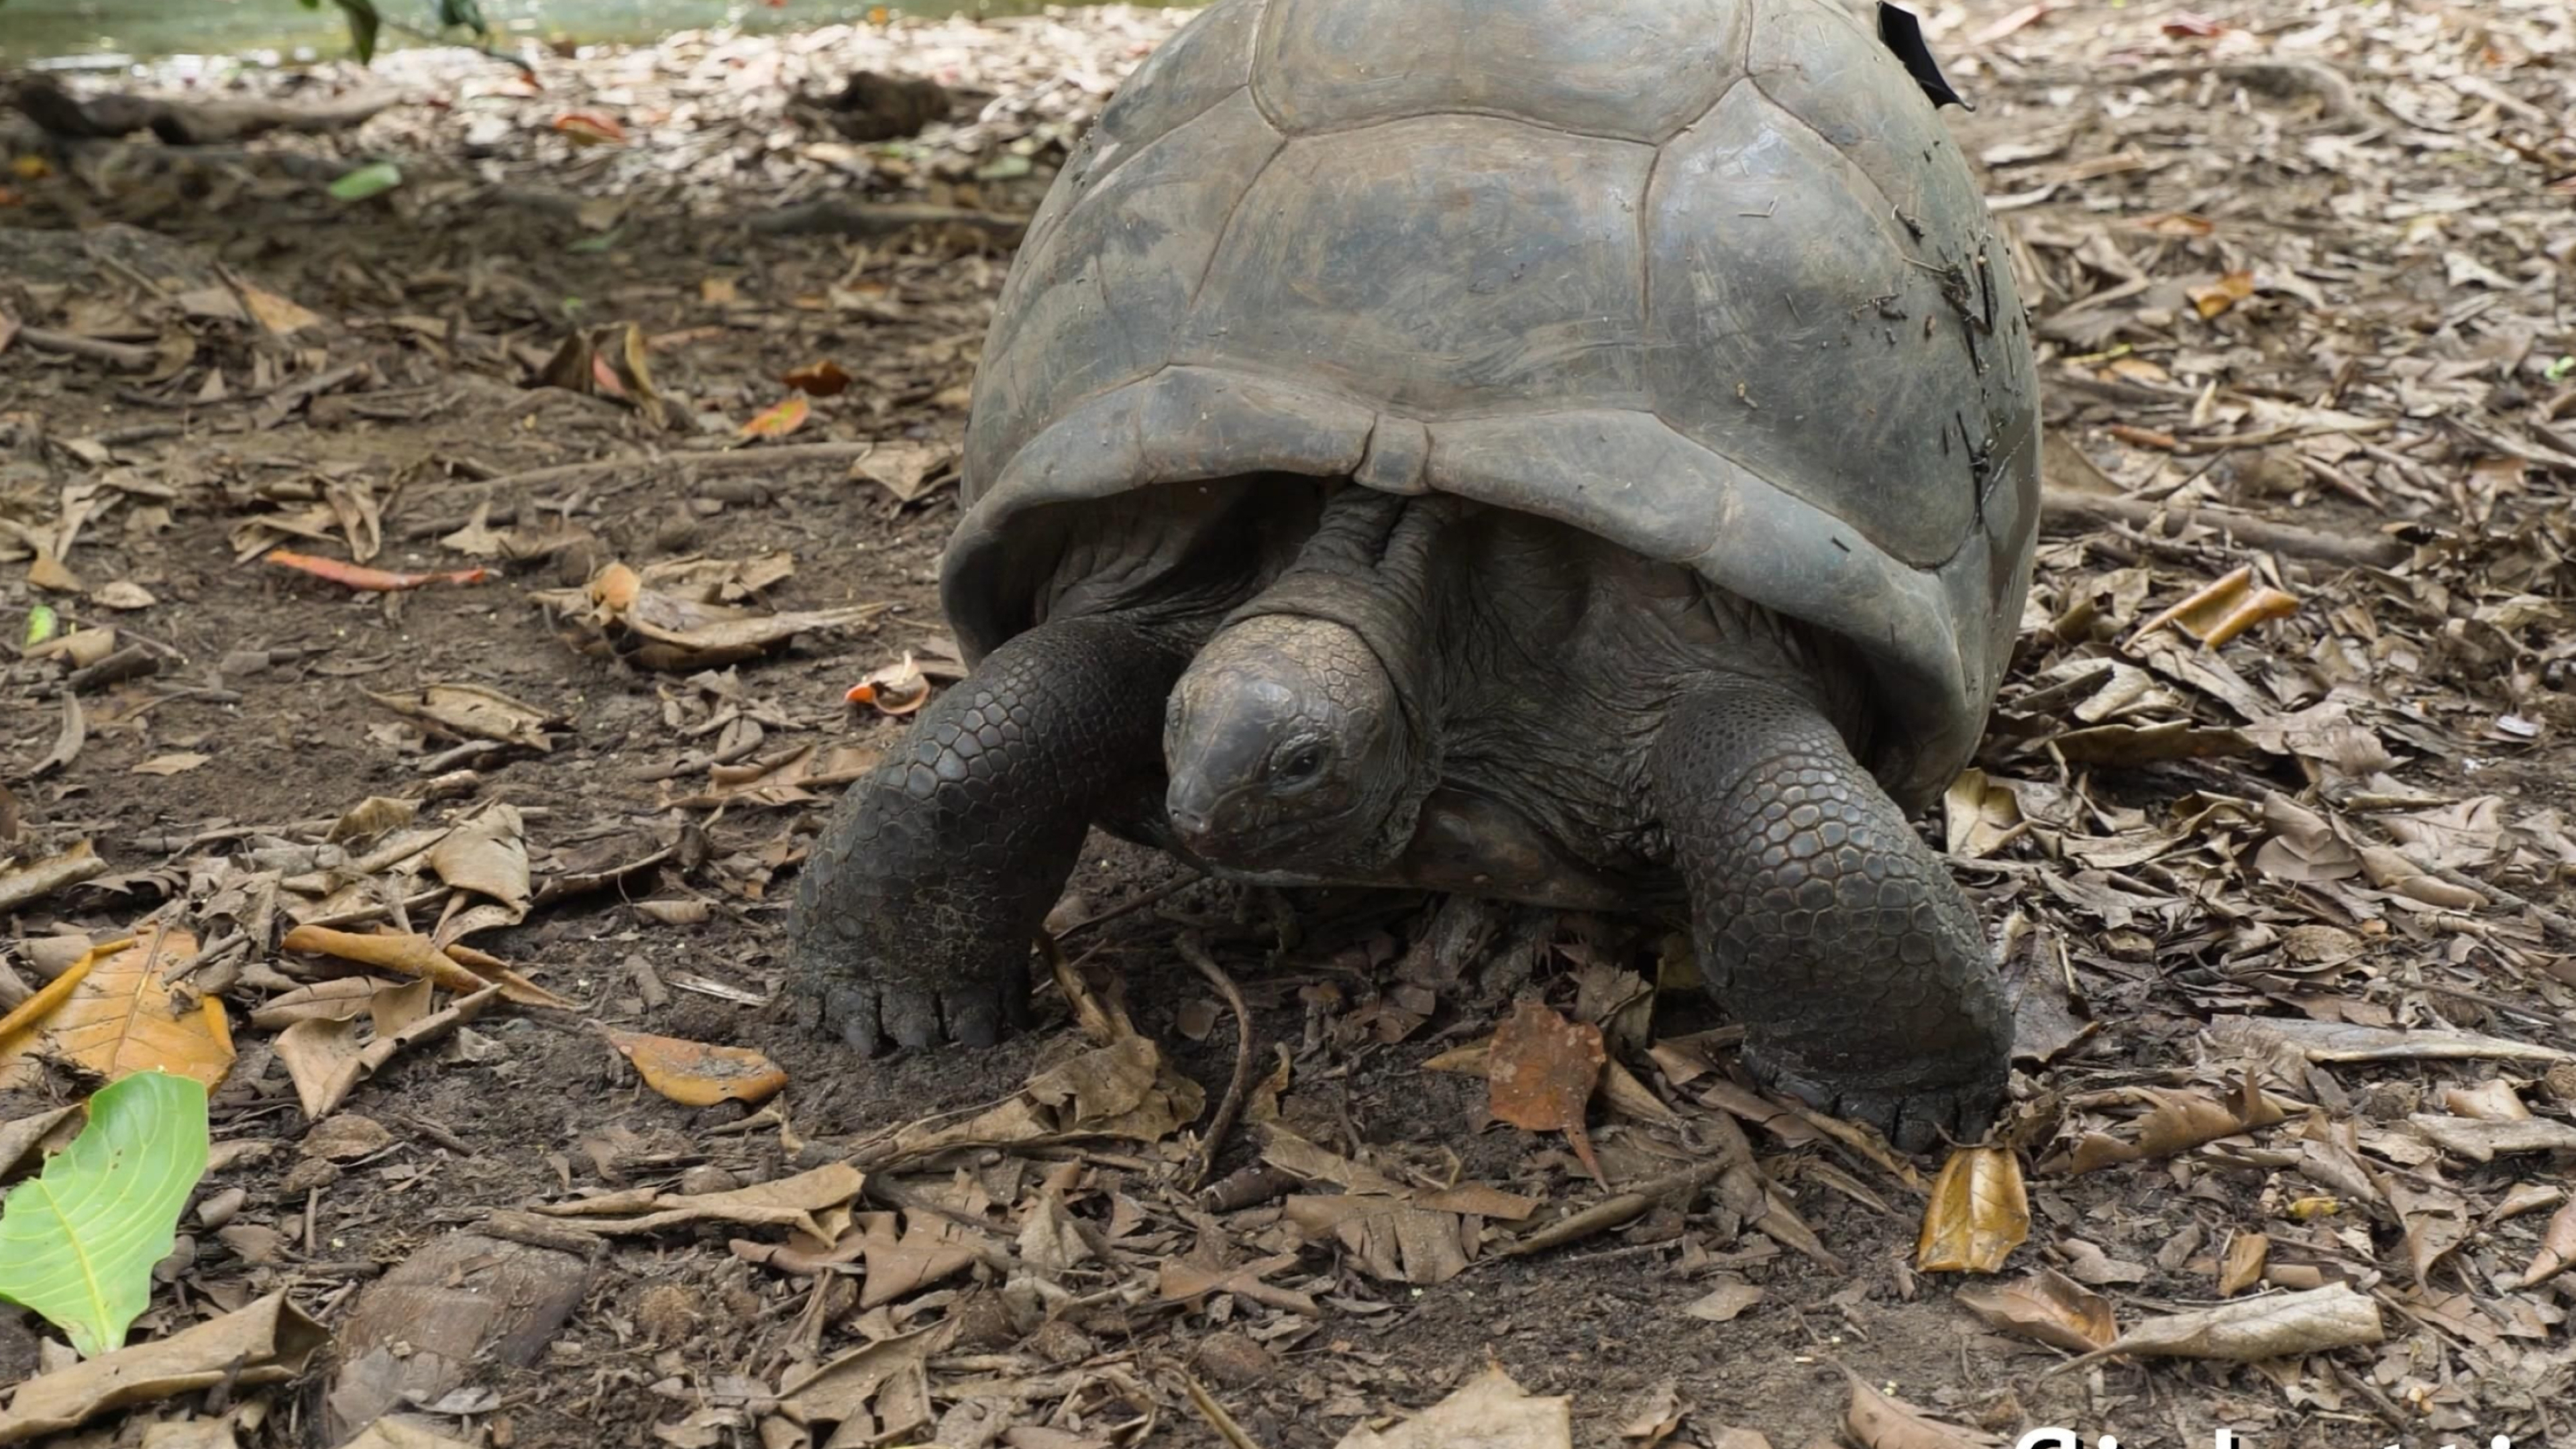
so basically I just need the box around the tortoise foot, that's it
[1744,1044,2005,1155]
[806,965,1026,1057]
[786,615,1189,1055]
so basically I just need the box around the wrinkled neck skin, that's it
[1163,488,1454,876]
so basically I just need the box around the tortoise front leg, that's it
[1647,675,2011,1152]
[788,616,1191,1053]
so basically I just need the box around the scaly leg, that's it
[788,615,1191,1053]
[1648,675,2010,1152]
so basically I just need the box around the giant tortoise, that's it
[787,0,2041,1150]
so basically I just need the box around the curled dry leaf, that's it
[2067,1077,2289,1172]
[280,924,570,1010]
[365,683,564,753]
[0,1291,326,1443]
[1843,1373,2002,1449]
[602,1028,788,1107]
[1915,1145,2029,1275]
[2208,1014,2572,1065]
[1284,1194,1470,1286]
[845,651,932,714]
[2517,1197,2576,1289]
[2218,1231,2269,1295]
[535,1161,864,1242]
[544,560,890,672]
[0,839,107,914]
[781,359,851,396]
[274,980,495,1119]
[845,439,957,503]
[2073,1283,2383,1365]
[1487,999,1607,1184]
[1953,1266,2116,1352]
[1682,1279,1766,1324]
[1333,1364,1572,1449]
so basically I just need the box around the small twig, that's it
[1178,1373,1269,1449]
[13,326,158,370]
[2041,485,2409,568]
[2420,859,2576,945]
[430,440,895,498]
[1174,933,1254,1194]
[1057,871,1203,941]
[1503,1153,1741,1258]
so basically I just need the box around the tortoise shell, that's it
[943,0,2040,813]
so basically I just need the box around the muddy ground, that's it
[3,1,2575,1446]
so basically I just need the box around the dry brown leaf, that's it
[1333,1364,1571,1449]
[0,839,107,914]
[602,1027,787,1107]
[0,1291,325,1444]
[2068,1079,2289,1171]
[845,651,933,714]
[1681,1279,1765,1324]
[2409,1113,2576,1162]
[1284,1195,1470,1285]
[1915,1145,2028,1274]
[2076,1283,2383,1364]
[773,1320,953,1440]
[2517,1198,2576,1289]
[326,796,419,843]
[235,281,322,336]
[2208,1014,2571,1064]
[1487,1000,1607,1183]
[364,684,564,753]
[427,804,531,943]
[1157,1252,1320,1318]
[0,1104,81,1179]
[274,979,491,1118]
[857,1209,981,1307]
[537,1162,865,1241]
[2218,1231,2269,1295]
[1953,1267,2116,1352]
[0,930,233,1091]
[892,1034,1204,1156]
[1615,1377,1687,1448]
[1943,769,2026,859]
[845,439,957,503]
[541,561,890,672]
[1842,1373,2001,1448]
[2184,268,2256,319]
[279,924,570,1009]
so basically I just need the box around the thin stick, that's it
[430,441,895,498]
[1174,934,1254,1194]
[1057,872,1203,941]
[1179,1373,1269,1449]
[2040,486,2407,568]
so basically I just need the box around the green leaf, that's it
[437,0,490,35]
[0,1071,211,1358]
[2548,355,2575,383]
[329,161,404,201]
[335,0,382,62]
[24,604,58,648]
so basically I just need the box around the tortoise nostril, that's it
[1169,806,1212,839]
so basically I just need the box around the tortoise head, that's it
[1163,614,1422,873]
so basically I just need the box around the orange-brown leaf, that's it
[280,924,571,1009]
[2519,1198,2576,1289]
[1915,1144,2029,1274]
[2186,269,2257,319]
[741,394,811,439]
[553,111,628,145]
[1487,1000,1606,1183]
[604,1028,788,1107]
[0,930,234,1089]
[782,360,852,397]
[266,549,492,593]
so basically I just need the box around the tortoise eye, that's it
[1279,745,1326,783]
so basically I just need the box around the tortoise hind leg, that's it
[1646,675,2010,1152]
[788,615,1192,1053]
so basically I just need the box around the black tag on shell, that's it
[1876,2,1975,113]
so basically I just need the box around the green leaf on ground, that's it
[0,1070,211,1357]
[329,162,404,201]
